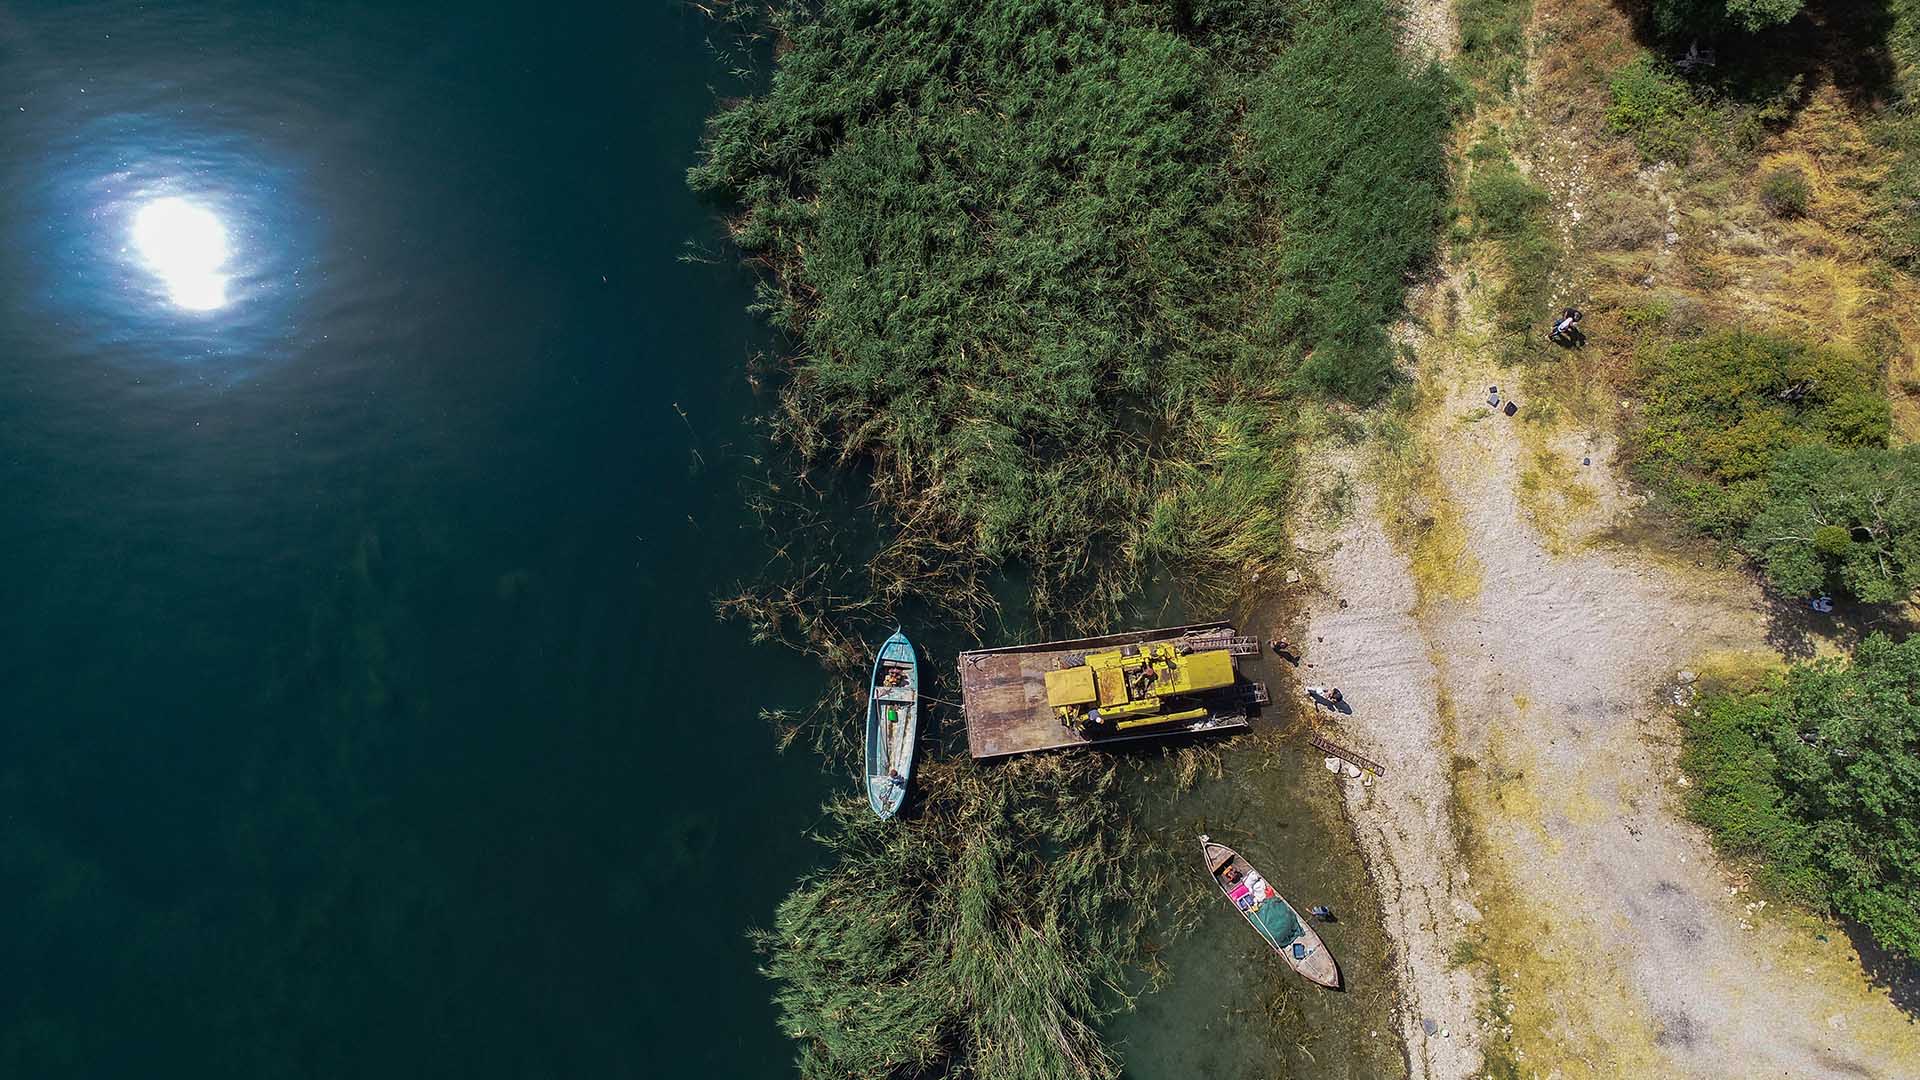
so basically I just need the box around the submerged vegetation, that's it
[1682,635,1920,962]
[694,0,1456,1075]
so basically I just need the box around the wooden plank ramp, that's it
[1183,630,1264,657]
[960,621,1258,760]
[1309,732,1385,777]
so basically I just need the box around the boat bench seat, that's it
[874,686,915,703]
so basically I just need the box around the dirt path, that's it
[1278,2,1920,1074]
[1292,297,1920,1080]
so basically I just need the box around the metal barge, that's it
[959,620,1269,760]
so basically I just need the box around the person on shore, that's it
[1309,905,1335,922]
[1269,636,1298,664]
[1549,307,1585,347]
[1306,686,1343,709]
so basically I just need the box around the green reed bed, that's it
[694,1,1456,1075]
[693,0,1453,625]
[762,756,1185,1080]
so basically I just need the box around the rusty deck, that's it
[960,621,1260,760]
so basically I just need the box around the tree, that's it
[1742,445,1920,603]
[1652,0,1805,37]
[1684,634,1920,961]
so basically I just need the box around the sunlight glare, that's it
[132,197,231,310]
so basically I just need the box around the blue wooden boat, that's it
[865,629,919,819]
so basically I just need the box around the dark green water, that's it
[0,4,1409,1077]
[0,2,835,1074]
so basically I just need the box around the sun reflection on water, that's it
[131,196,232,311]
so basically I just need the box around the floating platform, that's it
[960,621,1267,760]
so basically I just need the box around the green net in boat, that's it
[1252,899,1303,947]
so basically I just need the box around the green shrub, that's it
[1759,166,1812,218]
[1468,160,1550,236]
[1631,332,1890,535]
[1741,445,1920,602]
[1608,54,1698,163]
[1465,146,1557,344]
[1457,0,1531,94]
[692,0,1456,617]
[694,4,1461,1074]
[1871,0,1920,267]
[763,758,1169,1080]
[1683,634,1920,961]
[1652,0,1805,35]
[691,0,1273,617]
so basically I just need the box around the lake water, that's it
[0,2,834,1074]
[0,3,1402,1076]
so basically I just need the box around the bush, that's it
[1683,634,1920,962]
[1468,160,1550,236]
[1457,0,1531,94]
[1466,145,1557,343]
[1652,0,1805,36]
[694,3,1462,1074]
[1631,332,1889,535]
[763,758,1170,1080]
[1759,166,1812,218]
[1741,445,1920,602]
[1871,1,1920,267]
[690,0,1270,616]
[692,0,1457,616]
[1608,54,1698,163]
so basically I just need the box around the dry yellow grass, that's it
[1517,0,1920,445]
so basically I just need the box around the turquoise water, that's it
[0,2,834,1074]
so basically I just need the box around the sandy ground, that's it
[1275,4,1920,1076]
[1287,329,1920,1079]
[1290,449,1485,1080]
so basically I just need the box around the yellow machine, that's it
[1043,641,1237,734]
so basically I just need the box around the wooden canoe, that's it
[865,629,919,819]
[1199,834,1340,989]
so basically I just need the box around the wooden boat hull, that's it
[1199,834,1340,989]
[865,629,919,819]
